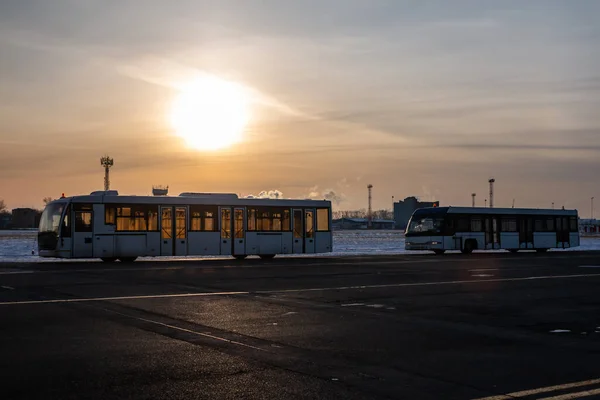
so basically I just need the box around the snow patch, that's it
[3,230,600,263]
[549,329,571,333]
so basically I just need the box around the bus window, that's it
[148,210,158,231]
[317,208,329,231]
[501,218,517,232]
[115,205,158,231]
[247,209,256,231]
[190,206,217,231]
[205,211,215,231]
[105,206,116,225]
[257,211,270,231]
[190,211,201,231]
[272,211,282,231]
[535,219,544,232]
[282,209,290,231]
[75,211,92,232]
[570,217,578,232]
[470,218,482,232]
[407,217,444,234]
[546,217,555,232]
[456,216,469,232]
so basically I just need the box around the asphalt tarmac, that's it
[1,252,600,399]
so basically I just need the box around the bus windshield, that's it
[39,203,66,233]
[406,216,444,235]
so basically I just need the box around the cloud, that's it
[245,190,284,199]
[306,186,345,205]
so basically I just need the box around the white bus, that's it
[405,207,579,254]
[38,191,332,262]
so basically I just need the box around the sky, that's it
[0,0,599,216]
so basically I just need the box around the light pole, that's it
[592,197,595,220]
[552,202,554,209]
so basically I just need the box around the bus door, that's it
[233,208,245,256]
[304,209,315,253]
[220,207,232,255]
[485,217,500,249]
[72,204,93,258]
[293,209,303,253]
[160,206,188,256]
[556,216,569,248]
[160,206,173,256]
[174,207,187,256]
[519,217,533,248]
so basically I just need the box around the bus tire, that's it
[101,257,117,263]
[119,257,137,263]
[536,248,549,253]
[234,255,247,260]
[259,254,275,260]
[433,250,446,255]
[461,240,476,254]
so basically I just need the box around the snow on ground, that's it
[2,230,600,263]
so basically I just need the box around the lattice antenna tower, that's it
[100,156,114,191]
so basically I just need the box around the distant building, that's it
[0,212,11,229]
[11,208,41,229]
[579,218,599,236]
[393,197,440,230]
[332,218,395,230]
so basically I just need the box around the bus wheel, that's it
[101,257,117,263]
[259,254,275,260]
[461,240,475,254]
[536,248,549,253]
[234,255,247,260]
[433,250,446,255]
[119,257,137,263]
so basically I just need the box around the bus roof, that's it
[412,206,578,217]
[50,191,331,207]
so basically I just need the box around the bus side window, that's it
[470,217,482,232]
[569,217,578,232]
[105,206,116,225]
[535,219,544,232]
[457,216,469,232]
[501,218,517,232]
[75,211,93,232]
[282,209,291,231]
[316,208,330,232]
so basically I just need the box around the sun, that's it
[170,75,250,151]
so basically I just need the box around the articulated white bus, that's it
[405,207,579,254]
[38,191,332,261]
